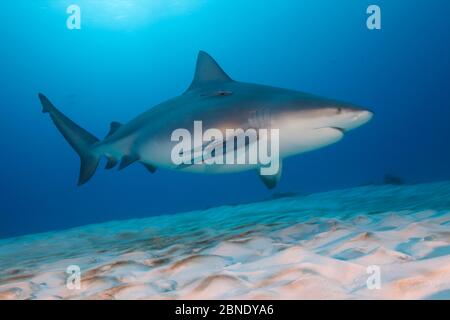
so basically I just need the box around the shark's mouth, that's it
[315,126,346,134]
[329,127,346,134]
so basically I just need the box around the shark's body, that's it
[39,51,373,188]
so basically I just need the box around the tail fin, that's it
[38,93,100,185]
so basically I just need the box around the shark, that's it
[38,51,373,189]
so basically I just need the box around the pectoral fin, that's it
[258,160,283,189]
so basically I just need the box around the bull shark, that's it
[38,51,373,189]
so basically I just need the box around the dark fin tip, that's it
[105,157,118,170]
[118,155,140,171]
[142,163,157,173]
[38,93,51,113]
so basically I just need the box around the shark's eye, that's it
[200,90,233,97]
[337,107,343,114]
[216,90,232,96]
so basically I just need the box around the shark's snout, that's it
[358,110,374,123]
[322,105,373,133]
[340,109,373,131]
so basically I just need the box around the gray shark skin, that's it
[38,51,373,189]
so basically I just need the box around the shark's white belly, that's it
[279,127,344,157]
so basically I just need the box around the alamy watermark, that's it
[171,121,280,176]
[367,5,381,30]
[66,265,81,290]
[366,265,381,290]
[66,4,81,30]
[64,4,381,31]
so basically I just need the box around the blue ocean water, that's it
[0,0,449,239]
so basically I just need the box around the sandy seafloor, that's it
[1,181,450,300]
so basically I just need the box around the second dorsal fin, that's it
[105,121,122,138]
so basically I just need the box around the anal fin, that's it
[105,156,118,170]
[142,163,157,173]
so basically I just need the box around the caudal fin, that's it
[38,93,100,185]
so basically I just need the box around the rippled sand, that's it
[1,181,450,300]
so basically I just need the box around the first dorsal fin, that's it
[105,121,122,138]
[187,51,232,91]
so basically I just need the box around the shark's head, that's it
[270,93,373,156]
[297,103,374,133]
